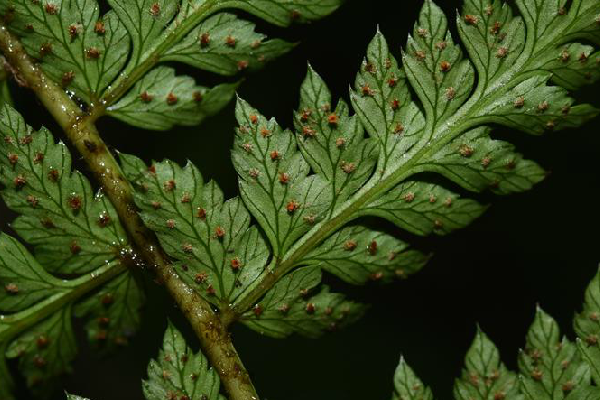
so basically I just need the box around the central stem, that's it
[0,24,259,400]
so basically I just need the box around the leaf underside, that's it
[120,0,599,341]
[0,0,342,130]
[143,322,226,400]
[0,106,144,399]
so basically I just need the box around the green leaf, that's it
[350,29,425,175]
[458,0,526,97]
[105,0,339,97]
[472,73,598,135]
[454,329,522,400]
[1,0,339,133]
[457,1,599,135]
[1,0,129,103]
[519,308,590,400]
[0,232,133,395]
[107,0,179,73]
[392,357,434,400]
[574,269,600,386]
[228,0,600,316]
[564,386,600,400]
[358,181,487,236]
[6,306,77,392]
[295,65,378,209]
[142,322,225,400]
[536,45,600,91]
[0,106,145,396]
[0,235,79,394]
[0,106,128,274]
[403,1,475,126]
[119,154,268,306]
[302,225,429,285]
[515,0,600,48]
[232,99,331,257]
[418,127,546,195]
[74,270,146,351]
[240,266,366,338]
[109,0,330,71]
[107,67,238,131]
[0,233,63,312]
[163,13,295,76]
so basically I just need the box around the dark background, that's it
[2,0,600,399]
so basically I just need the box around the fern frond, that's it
[143,322,226,400]
[454,329,521,400]
[119,0,600,339]
[519,308,589,400]
[119,153,365,339]
[392,267,600,400]
[0,106,144,398]
[0,0,342,130]
[239,266,366,338]
[227,0,600,316]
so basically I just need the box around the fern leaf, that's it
[0,232,121,396]
[73,270,145,349]
[6,303,77,392]
[0,0,341,130]
[518,308,590,400]
[0,106,144,397]
[106,67,238,130]
[392,357,434,400]
[239,266,366,338]
[232,99,331,257]
[162,13,295,76]
[1,0,129,103]
[224,0,599,319]
[302,226,429,285]
[563,387,600,400]
[119,154,269,307]
[574,267,600,386]
[105,0,341,129]
[117,0,600,334]
[143,322,226,400]
[294,66,378,211]
[454,329,522,400]
[106,0,180,73]
[120,153,366,337]
[0,106,127,274]
[421,127,545,195]
[358,181,487,236]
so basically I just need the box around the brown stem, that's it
[0,24,259,400]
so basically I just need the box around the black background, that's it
[2,0,600,399]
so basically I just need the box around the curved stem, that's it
[0,23,259,400]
